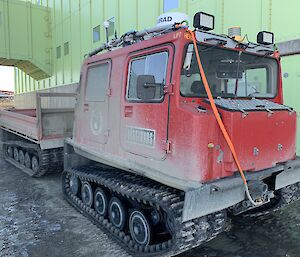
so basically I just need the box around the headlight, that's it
[193,12,214,31]
[257,31,274,45]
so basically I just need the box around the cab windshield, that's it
[180,44,278,98]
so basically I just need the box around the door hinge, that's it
[162,140,172,154]
[107,88,112,96]
[164,83,174,95]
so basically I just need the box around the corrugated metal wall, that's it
[14,0,300,93]
[15,0,164,93]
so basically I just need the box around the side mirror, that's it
[136,75,156,100]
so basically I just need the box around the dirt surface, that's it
[0,157,300,257]
[0,158,128,257]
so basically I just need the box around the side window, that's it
[127,52,168,102]
[86,63,109,102]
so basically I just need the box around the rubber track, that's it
[3,141,63,177]
[62,166,228,256]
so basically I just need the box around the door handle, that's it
[124,106,133,117]
[84,103,89,112]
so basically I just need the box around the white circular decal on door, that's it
[90,110,103,136]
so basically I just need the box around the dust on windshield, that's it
[180,44,278,98]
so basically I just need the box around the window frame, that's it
[84,59,112,103]
[179,43,279,99]
[126,50,170,103]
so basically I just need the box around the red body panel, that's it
[73,29,297,188]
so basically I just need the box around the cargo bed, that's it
[0,92,75,149]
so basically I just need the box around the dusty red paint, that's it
[73,28,296,186]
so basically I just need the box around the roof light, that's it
[193,12,214,31]
[257,31,274,45]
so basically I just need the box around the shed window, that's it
[86,63,109,102]
[93,25,100,43]
[56,46,61,59]
[164,0,179,12]
[64,41,69,55]
[127,52,168,102]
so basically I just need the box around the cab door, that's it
[120,45,173,160]
[77,60,111,149]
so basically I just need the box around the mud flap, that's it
[182,178,245,222]
[275,159,300,190]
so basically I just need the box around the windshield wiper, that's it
[234,51,242,98]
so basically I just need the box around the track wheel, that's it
[19,150,25,165]
[7,146,13,158]
[81,182,93,207]
[24,152,31,169]
[94,187,108,216]
[129,210,152,246]
[69,175,80,195]
[13,147,19,162]
[108,197,126,230]
[31,155,39,174]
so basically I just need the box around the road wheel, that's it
[31,155,39,174]
[81,182,93,207]
[108,197,126,230]
[24,152,31,169]
[129,210,152,246]
[94,187,108,216]
[19,150,25,165]
[7,146,13,158]
[69,174,80,195]
[13,147,19,162]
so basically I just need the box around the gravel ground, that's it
[0,157,300,257]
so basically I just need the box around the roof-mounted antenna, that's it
[87,23,188,58]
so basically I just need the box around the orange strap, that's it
[187,30,247,185]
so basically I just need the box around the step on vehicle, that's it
[0,92,75,177]
[58,11,300,256]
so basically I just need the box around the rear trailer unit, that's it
[0,92,75,177]
[62,12,300,256]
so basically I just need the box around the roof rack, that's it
[87,24,187,58]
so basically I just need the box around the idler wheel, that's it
[129,210,152,246]
[31,155,39,174]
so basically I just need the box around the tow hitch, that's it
[231,180,274,215]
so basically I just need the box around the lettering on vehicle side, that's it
[126,127,155,148]
[158,16,173,24]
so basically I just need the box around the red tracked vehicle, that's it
[63,12,300,256]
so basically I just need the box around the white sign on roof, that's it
[156,12,189,27]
